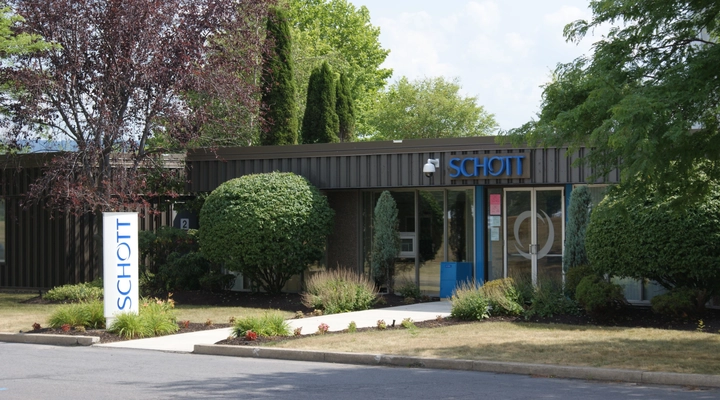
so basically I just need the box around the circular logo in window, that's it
[513,210,555,260]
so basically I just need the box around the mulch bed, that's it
[20,290,720,345]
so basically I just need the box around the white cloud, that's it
[465,1,501,32]
[352,0,600,130]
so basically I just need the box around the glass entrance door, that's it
[504,188,564,285]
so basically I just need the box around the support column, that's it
[474,185,485,286]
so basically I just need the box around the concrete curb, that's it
[193,344,720,388]
[0,332,99,346]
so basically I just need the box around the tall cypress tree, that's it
[335,72,355,142]
[563,185,593,272]
[260,7,297,146]
[301,61,339,144]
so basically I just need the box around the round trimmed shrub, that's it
[650,287,696,318]
[199,172,334,294]
[586,187,720,306]
[575,275,625,316]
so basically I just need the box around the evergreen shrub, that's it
[650,287,696,318]
[563,186,592,272]
[260,6,298,146]
[396,280,422,301]
[139,227,220,295]
[564,265,594,300]
[524,279,578,318]
[301,61,339,144]
[44,281,103,303]
[575,275,626,316]
[302,268,378,314]
[371,191,400,292]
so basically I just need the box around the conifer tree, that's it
[371,191,400,293]
[563,185,592,272]
[301,61,339,144]
[260,6,298,145]
[335,72,355,142]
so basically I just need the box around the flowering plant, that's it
[317,323,329,334]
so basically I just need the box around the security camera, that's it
[423,159,440,178]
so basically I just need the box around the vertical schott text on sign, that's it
[103,212,139,326]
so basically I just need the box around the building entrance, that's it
[504,188,564,285]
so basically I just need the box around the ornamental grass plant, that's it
[48,301,105,329]
[450,281,489,320]
[232,312,291,338]
[107,297,178,339]
[301,267,378,314]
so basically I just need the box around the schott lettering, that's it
[448,155,525,178]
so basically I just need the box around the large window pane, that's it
[418,191,444,296]
[448,189,474,263]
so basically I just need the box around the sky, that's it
[350,0,602,132]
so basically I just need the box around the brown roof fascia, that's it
[185,136,542,162]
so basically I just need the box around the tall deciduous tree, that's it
[335,72,355,142]
[0,0,269,213]
[284,0,391,136]
[301,61,339,144]
[563,185,592,272]
[260,6,298,146]
[507,0,720,205]
[371,191,400,293]
[367,76,498,140]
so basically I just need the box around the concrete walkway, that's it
[95,301,452,353]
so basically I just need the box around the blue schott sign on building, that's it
[448,154,530,179]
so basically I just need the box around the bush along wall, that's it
[138,227,229,295]
[586,186,720,311]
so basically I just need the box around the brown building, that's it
[186,137,618,297]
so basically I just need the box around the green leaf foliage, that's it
[199,172,334,294]
[285,0,391,136]
[301,61,339,143]
[506,1,720,205]
[563,186,592,272]
[0,6,54,57]
[586,186,720,304]
[335,72,355,142]
[370,191,400,292]
[260,6,298,146]
[366,76,497,140]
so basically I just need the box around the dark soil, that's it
[22,290,720,345]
